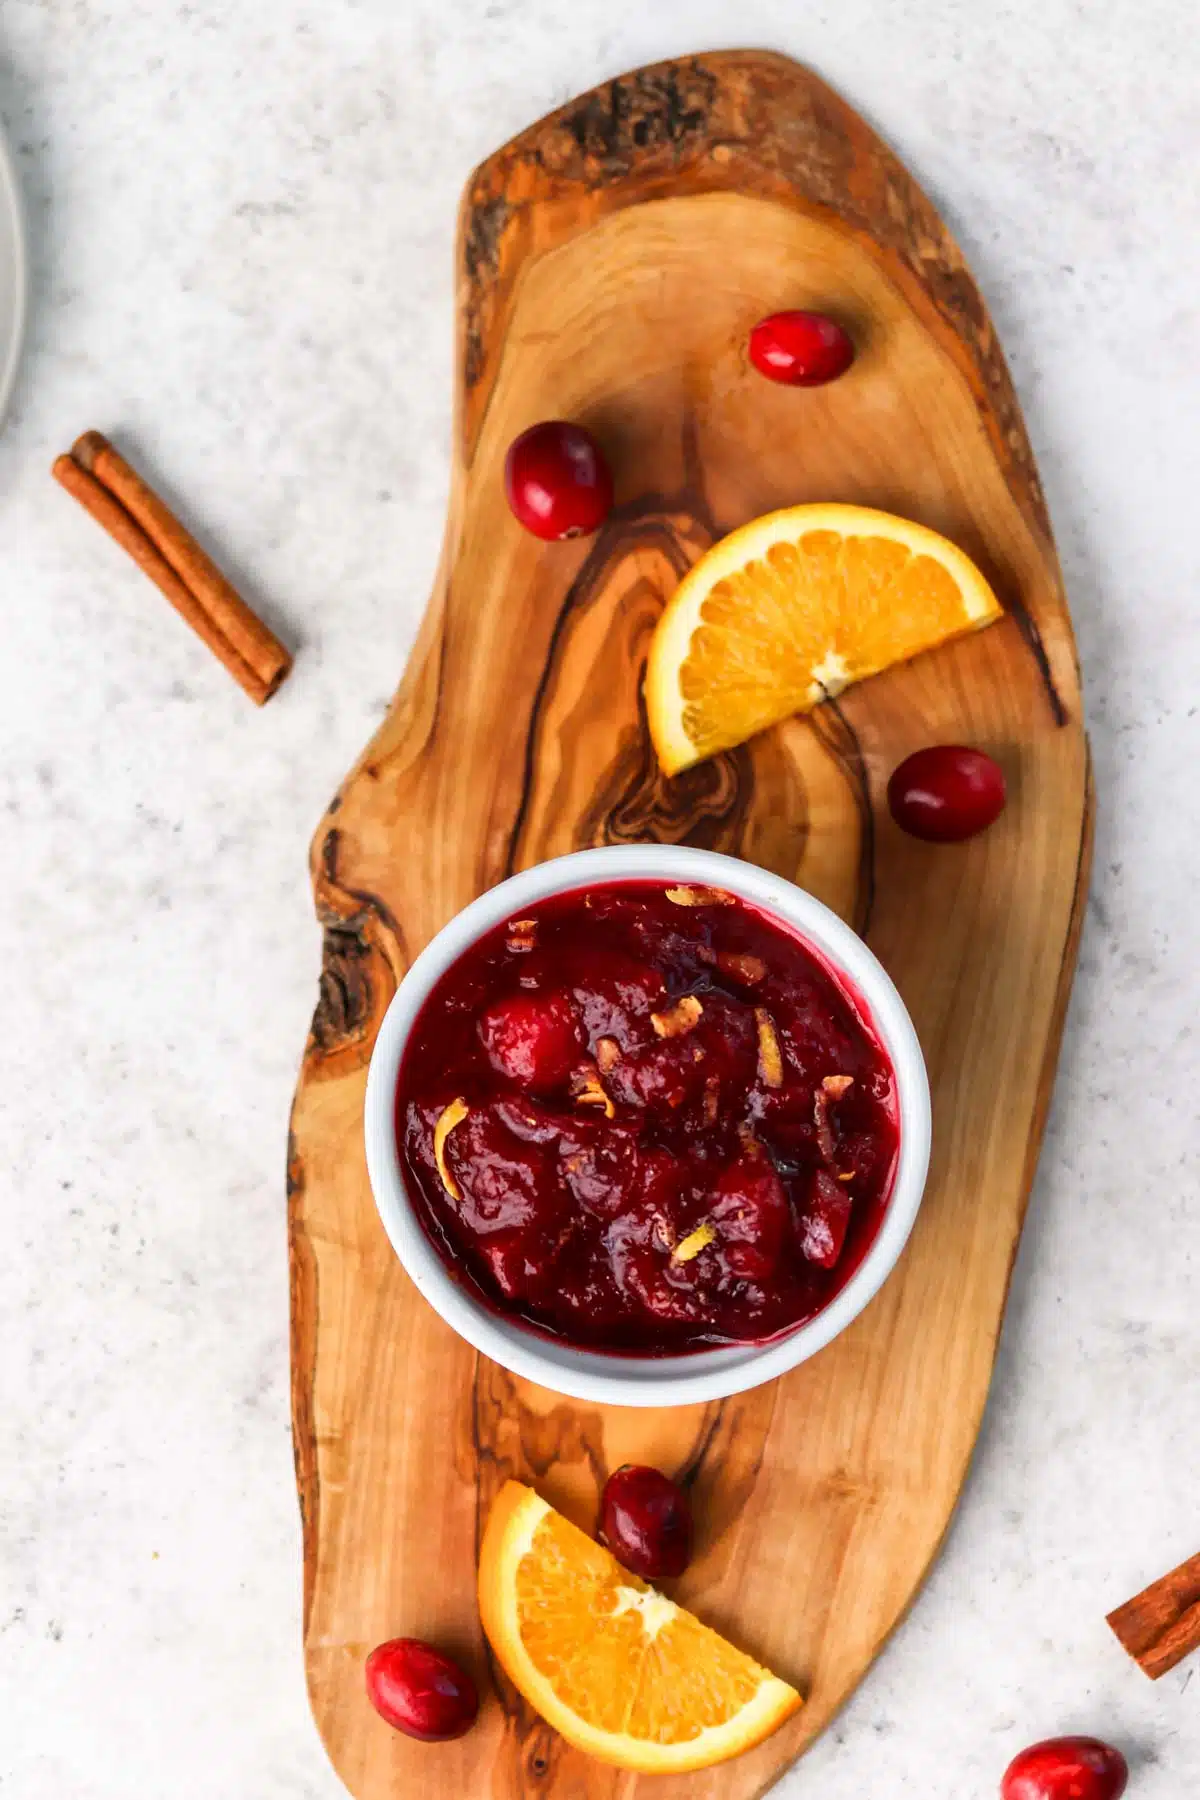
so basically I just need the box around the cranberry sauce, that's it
[396,881,899,1355]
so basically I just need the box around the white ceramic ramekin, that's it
[364,846,930,1407]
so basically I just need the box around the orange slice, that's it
[478,1480,801,1773]
[645,503,1003,775]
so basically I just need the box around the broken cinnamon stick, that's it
[1106,1550,1200,1679]
[53,431,291,704]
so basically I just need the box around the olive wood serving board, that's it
[288,49,1091,1799]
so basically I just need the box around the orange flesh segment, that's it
[478,1481,801,1773]
[646,505,1002,774]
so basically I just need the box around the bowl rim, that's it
[364,846,931,1406]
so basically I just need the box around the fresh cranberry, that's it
[797,1167,853,1269]
[599,1465,694,1580]
[479,990,581,1092]
[364,1637,478,1741]
[1000,1737,1128,1800]
[887,745,1006,843]
[504,421,613,540]
[749,310,855,386]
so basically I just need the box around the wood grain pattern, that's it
[288,50,1091,1799]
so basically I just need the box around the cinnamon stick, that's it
[53,432,291,704]
[1106,1550,1200,1679]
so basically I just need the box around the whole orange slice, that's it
[645,503,1003,775]
[478,1480,801,1773]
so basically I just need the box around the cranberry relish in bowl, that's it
[400,882,897,1351]
[365,847,930,1406]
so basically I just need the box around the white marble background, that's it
[1,1,1197,1795]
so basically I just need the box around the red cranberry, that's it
[710,1157,789,1281]
[607,1037,707,1114]
[887,745,1006,843]
[749,310,855,386]
[797,1167,853,1269]
[479,990,581,1092]
[1000,1737,1128,1800]
[504,421,613,540]
[558,1129,640,1219]
[599,1464,693,1580]
[364,1637,479,1741]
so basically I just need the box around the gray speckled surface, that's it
[1,3,1197,1795]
